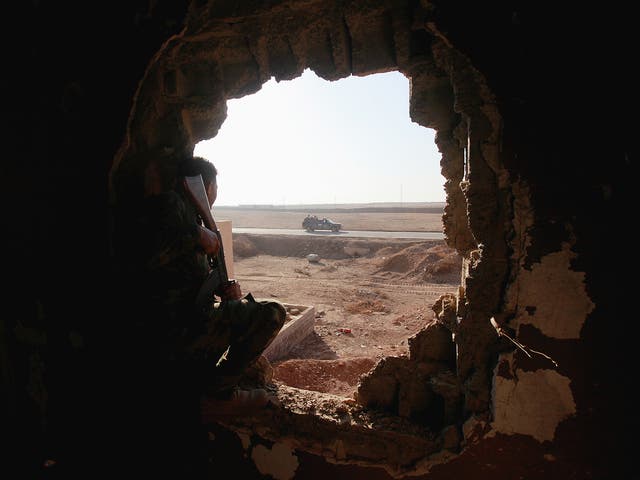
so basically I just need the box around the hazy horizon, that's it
[195,69,445,207]
[215,200,445,208]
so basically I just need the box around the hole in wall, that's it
[193,69,462,398]
[106,4,502,468]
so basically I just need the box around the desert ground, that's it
[213,202,445,232]
[219,205,461,398]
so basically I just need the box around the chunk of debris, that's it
[306,253,320,263]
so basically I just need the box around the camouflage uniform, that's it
[130,187,285,396]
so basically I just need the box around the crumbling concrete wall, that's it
[107,1,620,478]
[6,0,625,478]
[113,1,605,478]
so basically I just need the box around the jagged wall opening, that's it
[108,1,510,476]
[191,69,457,399]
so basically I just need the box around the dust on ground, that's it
[232,234,461,398]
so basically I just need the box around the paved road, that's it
[232,227,444,240]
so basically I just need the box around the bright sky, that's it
[194,69,445,206]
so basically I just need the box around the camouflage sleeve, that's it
[140,191,201,272]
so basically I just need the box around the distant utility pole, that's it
[400,184,403,205]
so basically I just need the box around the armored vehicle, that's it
[302,215,341,232]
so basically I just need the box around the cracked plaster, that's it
[491,360,575,443]
[515,244,594,339]
[251,442,299,480]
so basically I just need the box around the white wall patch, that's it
[251,442,299,480]
[492,369,576,442]
[517,246,594,339]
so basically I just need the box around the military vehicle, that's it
[302,215,341,232]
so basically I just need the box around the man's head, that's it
[182,156,218,206]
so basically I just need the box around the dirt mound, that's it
[376,243,461,284]
[233,236,259,257]
[377,252,412,273]
[233,234,437,260]
[344,299,389,314]
[376,245,405,257]
[234,235,348,259]
[272,357,378,397]
[343,288,390,314]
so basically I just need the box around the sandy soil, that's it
[231,233,461,398]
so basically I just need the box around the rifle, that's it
[183,174,238,310]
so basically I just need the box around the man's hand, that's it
[198,225,221,256]
[217,280,242,301]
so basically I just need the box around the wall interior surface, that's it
[3,0,631,478]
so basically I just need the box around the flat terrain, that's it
[226,204,460,399]
[214,203,445,232]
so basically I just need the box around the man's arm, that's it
[183,175,242,302]
[197,224,221,256]
[216,280,242,301]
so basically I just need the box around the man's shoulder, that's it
[140,190,195,222]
